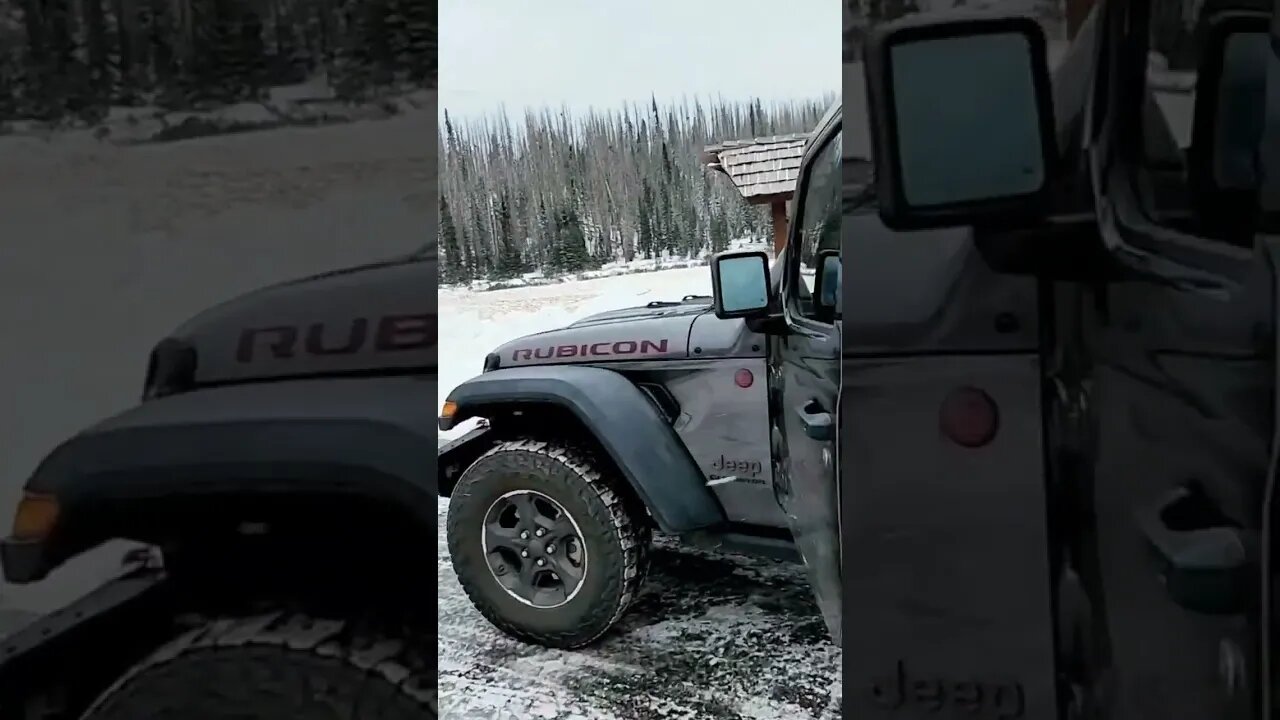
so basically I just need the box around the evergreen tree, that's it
[710,206,729,254]
[439,194,464,284]
[536,198,557,270]
[638,179,656,259]
[558,205,589,273]
[470,200,493,278]
[494,190,524,279]
[594,229,609,266]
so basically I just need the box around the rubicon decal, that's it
[512,339,669,362]
[237,314,435,362]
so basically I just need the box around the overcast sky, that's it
[439,0,841,121]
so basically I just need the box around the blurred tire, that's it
[80,612,436,719]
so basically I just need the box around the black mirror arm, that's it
[746,311,790,335]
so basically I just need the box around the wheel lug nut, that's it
[520,550,529,558]
[536,558,546,566]
[545,544,556,553]
[520,530,530,539]
[535,528,545,537]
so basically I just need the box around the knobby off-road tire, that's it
[447,438,651,648]
[79,612,436,719]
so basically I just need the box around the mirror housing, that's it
[865,13,1058,231]
[811,249,841,322]
[711,250,773,320]
[1187,9,1267,241]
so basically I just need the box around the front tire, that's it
[446,438,650,648]
[80,612,436,719]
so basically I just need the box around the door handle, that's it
[797,399,834,442]
[1135,483,1253,615]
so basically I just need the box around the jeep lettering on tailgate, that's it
[511,339,669,362]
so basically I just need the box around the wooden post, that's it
[771,201,787,254]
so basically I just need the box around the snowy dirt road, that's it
[437,498,842,720]
[438,269,842,719]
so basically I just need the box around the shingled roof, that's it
[701,133,810,204]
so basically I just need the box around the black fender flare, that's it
[2,376,434,584]
[439,365,725,533]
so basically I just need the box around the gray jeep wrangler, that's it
[437,103,844,649]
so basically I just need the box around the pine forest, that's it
[438,95,836,285]
[0,0,436,123]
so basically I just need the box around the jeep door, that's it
[1066,4,1274,719]
[770,109,843,644]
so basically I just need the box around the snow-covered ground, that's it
[438,497,842,720]
[445,237,770,294]
[437,268,842,719]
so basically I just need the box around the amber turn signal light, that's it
[12,492,59,541]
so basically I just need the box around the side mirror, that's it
[865,14,1057,230]
[1187,10,1267,238]
[711,250,772,320]
[811,250,841,322]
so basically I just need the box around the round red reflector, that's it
[734,369,754,388]
[940,386,999,448]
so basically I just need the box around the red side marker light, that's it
[940,386,999,448]
[735,369,754,388]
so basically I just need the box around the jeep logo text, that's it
[870,661,1025,718]
[512,339,669,362]
[711,454,763,477]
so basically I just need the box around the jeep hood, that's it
[568,297,712,328]
[493,298,713,367]
[165,252,434,387]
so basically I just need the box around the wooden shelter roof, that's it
[701,133,810,204]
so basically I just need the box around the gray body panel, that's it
[842,354,1055,717]
[640,359,781,527]
[686,311,768,359]
[842,213,1041,352]
[665,312,779,526]
[840,211,1058,716]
